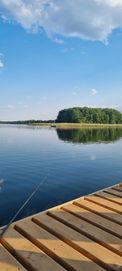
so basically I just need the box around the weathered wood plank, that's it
[15,219,103,271]
[105,188,122,198]
[47,208,122,256]
[85,194,122,214]
[33,213,122,271]
[0,183,121,271]
[16,220,105,271]
[113,186,122,193]
[62,203,122,238]
[0,244,26,271]
[74,198,122,225]
[1,226,66,271]
[96,191,122,205]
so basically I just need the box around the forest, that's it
[56,107,122,124]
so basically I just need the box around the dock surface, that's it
[0,183,122,271]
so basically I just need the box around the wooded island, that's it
[0,107,122,125]
[56,107,122,124]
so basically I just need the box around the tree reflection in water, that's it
[56,128,122,144]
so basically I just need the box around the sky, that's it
[0,0,122,121]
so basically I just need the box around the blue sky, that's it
[0,0,122,120]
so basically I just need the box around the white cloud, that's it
[72,91,77,96]
[0,53,4,69]
[91,88,98,96]
[0,59,4,69]
[61,47,75,53]
[0,104,16,110]
[23,104,29,108]
[53,38,64,44]
[1,1,122,42]
[72,85,82,96]
[7,104,16,109]
[114,105,122,112]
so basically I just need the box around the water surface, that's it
[0,125,122,227]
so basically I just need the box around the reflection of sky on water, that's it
[0,125,122,227]
[90,155,96,161]
[0,178,5,191]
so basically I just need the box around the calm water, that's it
[0,125,122,227]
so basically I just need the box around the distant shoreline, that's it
[0,122,122,129]
[29,123,122,129]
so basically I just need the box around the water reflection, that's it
[0,179,5,192]
[56,128,122,144]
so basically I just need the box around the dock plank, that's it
[85,194,122,214]
[62,203,122,238]
[113,186,122,193]
[74,198,122,225]
[15,219,103,271]
[0,183,121,271]
[33,213,122,271]
[105,188,122,198]
[0,244,26,271]
[1,226,66,271]
[96,191,122,205]
[47,208,122,256]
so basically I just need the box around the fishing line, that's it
[0,175,48,238]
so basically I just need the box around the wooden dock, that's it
[0,183,122,271]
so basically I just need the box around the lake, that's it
[0,125,122,227]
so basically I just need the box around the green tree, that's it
[56,107,122,124]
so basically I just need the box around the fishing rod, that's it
[0,175,48,238]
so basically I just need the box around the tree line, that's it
[56,107,122,124]
[0,120,53,125]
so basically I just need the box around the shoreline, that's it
[0,123,122,129]
[30,123,122,129]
